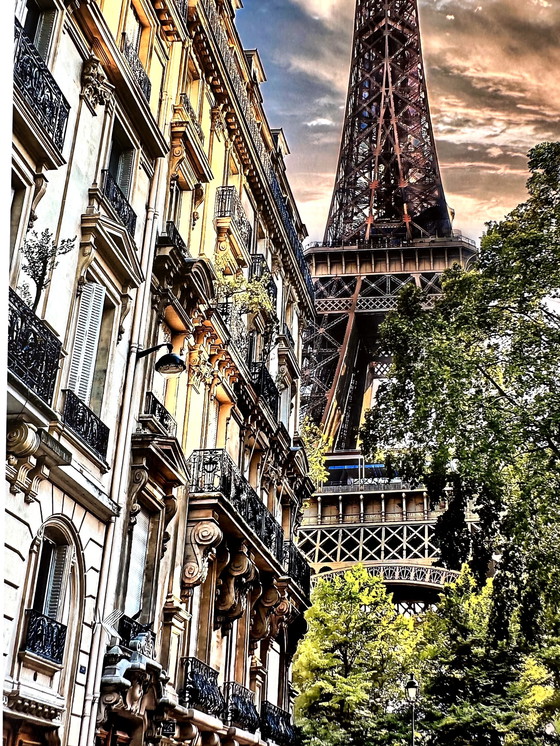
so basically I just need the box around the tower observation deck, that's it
[299,0,477,609]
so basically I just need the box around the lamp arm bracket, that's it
[136,342,173,361]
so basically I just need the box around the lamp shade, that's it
[405,674,419,702]
[154,352,186,378]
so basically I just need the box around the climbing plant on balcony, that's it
[214,250,275,316]
[300,417,331,487]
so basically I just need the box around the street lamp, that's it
[136,343,186,379]
[405,673,419,746]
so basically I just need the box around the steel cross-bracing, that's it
[325,0,452,244]
[299,0,478,602]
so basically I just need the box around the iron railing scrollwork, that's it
[282,322,295,349]
[217,302,250,361]
[187,449,284,563]
[174,0,189,22]
[315,564,460,588]
[14,19,70,152]
[8,288,62,405]
[283,541,311,597]
[223,682,260,733]
[121,33,151,100]
[101,170,137,237]
[260,701,298,746]
[62,389,110,460]
[144,391,177,437]
[180,94,205,143]
[250,362,280,420]
[180,657,226,718]
[23,609,67,665]
[163,220,190,256]
[249,254,277,305]
[118,615,156,657]
[214,186,252,252]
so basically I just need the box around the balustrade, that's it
[187,449,284,563]
[261,701,298,746]
[14,19,70,152]
[180,94,205,143]
[8,288,62,405]
[283,541,311,597]
[62,389,110,460]
[250,362,280,420]
[223,682,260,733]
[121,33,151,100]
[101,169,137,237]
[163,220,190,256]
[180,657,226,718]
[23,609,67,665]
[118,615,156,655]
[144,392,177,437]
[217,302,250,361]
[214,186,252,252]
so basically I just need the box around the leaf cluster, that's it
[19,229,76,311]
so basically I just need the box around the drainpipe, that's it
[79,156,165,746]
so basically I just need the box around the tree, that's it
[360,142,560,645]
[18,229,76,312]
[293,565,418,746]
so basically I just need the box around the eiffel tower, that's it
[298,0,477,611]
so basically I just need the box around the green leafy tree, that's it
[19,229,75,312]
[360,142,560,645]
[299,417,331,487]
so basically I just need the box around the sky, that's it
[236,0,560,243]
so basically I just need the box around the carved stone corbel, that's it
[6,421,42,499]
[128,464,149,527]
[81,54,113,114]
[215,541,258,630]
[249,578,281,649]
[181,519,223,600]
[27,168,48,231]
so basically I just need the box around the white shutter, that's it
[14,0,27,24]
[124,510,150,617]
[117,149,134,197]
[67,282,106,403]
[44,545,70,620]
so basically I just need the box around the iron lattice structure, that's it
[325,0,451,243]
[300,0,477,599]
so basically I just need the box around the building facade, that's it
[7,1,314,745]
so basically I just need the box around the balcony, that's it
[217,302,250,362]
[8,288,62,406]
[163,220,189,256]
[187,449,284,564]
[250,254,277,306]
[62,389,110,461]
[180,657,226,719]
[224,682,260,733]
[284,541,311,598]
[118,615,156,653]
[143,391,177,437]
[180,94,205,144]
[121,33,151,100]
[214,186,252,255]
[282,322,295,349]
[101,170,137,237]
[23,609,67,665]
[250,362,280,420]
[13,19,70,153]
[261,701,299,746]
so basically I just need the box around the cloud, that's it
[237,0,560,242]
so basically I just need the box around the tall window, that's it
[16,0,57,60]
[124,3,143,53]
[124,508,151,618]
[108,121,135,199]
[33,533,72,621]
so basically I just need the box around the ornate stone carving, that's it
[250,578,282,649]
[181,519,223,600]
[215,541,259,630]
[81,55,113,113]
[27,168,48,230]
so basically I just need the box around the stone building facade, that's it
[7,1,314,745]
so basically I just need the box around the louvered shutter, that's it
[124,510,150,617]
[67,282,106,403]
[116,149,134,198]
[14,0,27,24]
[34,9,56,61]
[44,545,70,619]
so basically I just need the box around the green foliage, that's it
[19,229,75,312]
[214,250,275,316]
[299,417,332,486]
[359,142,560,644]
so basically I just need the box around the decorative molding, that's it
[80,54,113,114]
[215,541,258,630]
[181,519,223,599]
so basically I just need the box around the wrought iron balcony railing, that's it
[23,609,67,665]
[163,220,189,256]
[224,682,260,733]
[62,389,110,461]
[214,186,252,252]
[283,541,311,597]
[118,615,156,654]
[282,322,295,349]
[180,94,205,144]
[14,19,70,152]
[187,449,284,563]
[144,392,177,437]
[250,362,280,420]
[249,254,277,306]
[261,701,298,746]
[121,33,151,100]
[101,169,137,237]
[8,288,62,405]
[180,657,226,719]
[174,0,188,22]
[217,302,250,362]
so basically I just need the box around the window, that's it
[124,3,143,53]
[124,508,151,618]
[16,0,57,61]
[108,121,135,198]
[33,533,72,621]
